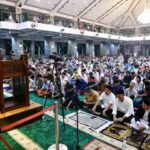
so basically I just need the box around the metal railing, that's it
[1,10,150,37]
[0,11,16,22]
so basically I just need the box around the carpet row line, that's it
[45,111,137,150]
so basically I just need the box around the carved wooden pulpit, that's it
[0,53,29,113]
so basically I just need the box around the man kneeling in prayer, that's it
[131,96,150,133]
[112,89,134,123]
[62,83,79,111]
[92,85,115,119]
[80,86,99,110]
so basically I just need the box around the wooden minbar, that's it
[0,53,29,113]
[0,52,43,132]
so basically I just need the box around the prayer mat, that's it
[102,123,147,148]
[67,111,112,131]
[141,135,150,150]
[80,139,119,150]
[127,129,147,148]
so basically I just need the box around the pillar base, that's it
[48,144,68,150]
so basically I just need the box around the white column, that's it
[30,41,35,57]
[100,42,107,56]
[44,38,50,57]
[134,44,140,57]
[142,45,148,56]
[109,43,119,56]
[44,37,57,57]
[50,40,57,54]
[68,39,77,57]
[86,41,95,57]
[11,36,23,54]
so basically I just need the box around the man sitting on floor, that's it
[80,86,99,110]
[92,85,115,119]
[75,74,88,94]
[112,79,123,95]
[124,80,138,100]
[112,89,134,123]
[62,83,80,111]
[37,76,49,97]
[132,96,150,132]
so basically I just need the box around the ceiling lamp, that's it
[138,8,150,24]
[137,0,150,24]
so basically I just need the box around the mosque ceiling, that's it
[2,0,150,29]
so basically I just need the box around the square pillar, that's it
[11,36,23,54]
[86,40,95,57]
[44,37,57,57]
[68,39,78,57]
[100,42,107,56]
[31,41,35,57]
[134,45,140,57]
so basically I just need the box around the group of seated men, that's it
[63,82,150,132]
[28,55,150,132]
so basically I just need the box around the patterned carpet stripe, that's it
[8,129,43,150]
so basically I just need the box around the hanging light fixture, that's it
[137,0,150,24]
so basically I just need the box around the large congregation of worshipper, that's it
[1,1,150,150]
[27,55,150,133]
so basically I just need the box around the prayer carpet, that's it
[81,139,119,150]
[102,123,148,149]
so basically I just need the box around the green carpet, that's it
[24,93,93,149]
[30,92,86,116]
[0,132,24,150]
[19,115,93,150]
[0,93,93,150]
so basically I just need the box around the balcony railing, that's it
[0,10,150,37]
